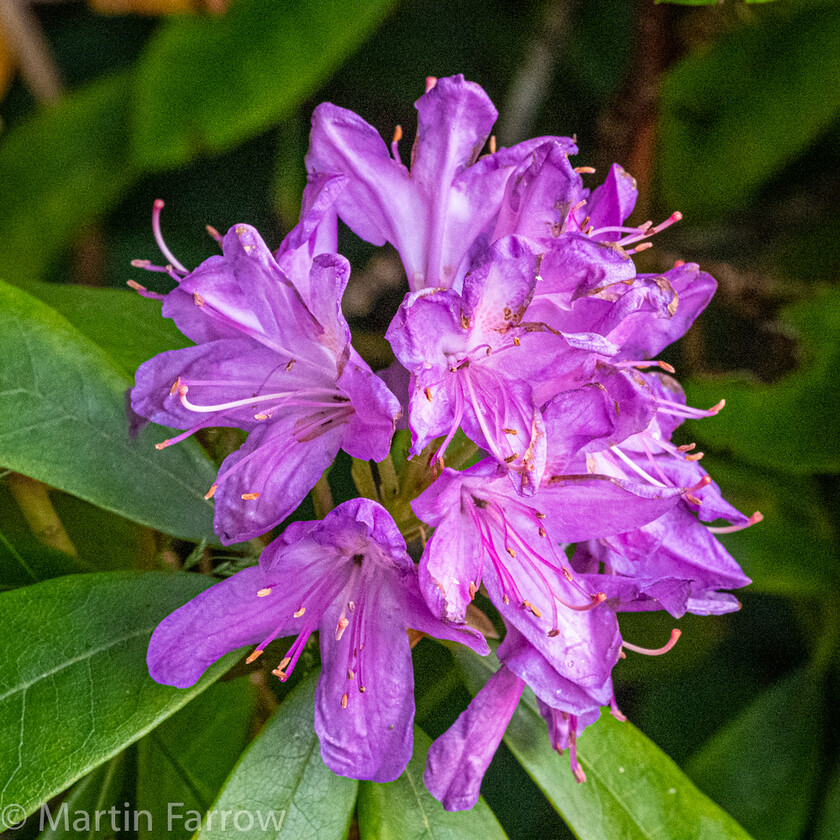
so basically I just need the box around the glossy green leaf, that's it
[25,282,192,380]
[37,754,127,839]
[132,0,397,170]
[684,287,840,474]
[358,725,507,840]
[659,6,840,218]
[686,669,823,840]
[0,72,139,284]
[0,572,238,830]
[456,648,754,840]
[195,672,357,839]
[0,280,217,542]
[137,678,257,840]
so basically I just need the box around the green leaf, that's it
[0,72,139,284]
[815,755,840,840]
[0,571,238,829]
[132,0,397,170]
[684,287,840,474]
[137,678,257,840]
[37,753,127,839]
[686,669,823,840]
[24,282,192,380]
[0,280,217,542]
[659,6,840,218]
[358,725,507,840]
[455,647,754,840]
[194,672,357,839]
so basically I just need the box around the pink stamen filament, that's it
[622,628,681,656]
[608,445,668,488]
[152,199,190,274]
[433,382,465,467]
[707,511,763,534]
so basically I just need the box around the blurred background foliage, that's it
[0,0,839,838]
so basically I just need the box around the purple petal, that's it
[424,665,524,811]
[147,566,299,688]
[492,141,583,244]
[584,164,638,238]
[315,588,415,782]
[213,415,344,545]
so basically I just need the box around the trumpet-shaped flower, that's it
[148,499,487,783]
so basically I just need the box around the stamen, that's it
[707,511,763,534]
[257,588,272,597]
[126,279,165,300]
[177,384,341,415]
[614,359,676,374]
[623,628,681,656]
[204,484,217,500]
[391,125,403,164]
[341,693,348,708]
[425,76,437,93]
[489,135,497,154]
[293,607,306,618]
[206,225,223,244]
[151,199,189,274]
[574,166,595,174]
[335,617,350,641]
[610,695,627,722]
[241,492,260,500]
[246,649,264,664]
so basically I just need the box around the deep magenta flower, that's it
[131,198,400,544]
[147,499,488,782]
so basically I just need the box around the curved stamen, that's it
[152,200,190,275]
[177,384,341,414]
[707,511,763,534]
[622,628,681,656]
[609,445,668,488]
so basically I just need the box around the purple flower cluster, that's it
[131,75,758,803]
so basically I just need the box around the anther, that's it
[206,224,222,243]
[574,166,596,174]
[392,125,403,145]
[502,428,518,435]
[677,443,696,452]
[658,361,676,373]
[685,451,704,462]
[513,336,521,346]
[241,492,261,500]
[506,546,516,558]
[285,359,295,371]
[245,649,264,664]
[674,259,685,268]
[623,628,681,656]
[347,668,355,680]
[204,484,218,500]
[193,292,205,307]
[425,76,437,92]
[293,607,306,618]
[504,454,518,464]
[535,511,546,519]
[257,588,272,597]
[538,527,546,538]
[489,135,497,154]
[425,387,433,402]
[341,693,348,709]
[523,600,542,618]
[335,617,350,641]
[359,685,366,693]
[469,581,478,600]
[154,440,170,451]
[628,242,653,253]
[548,629,560,637]
[131,259,151,269]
